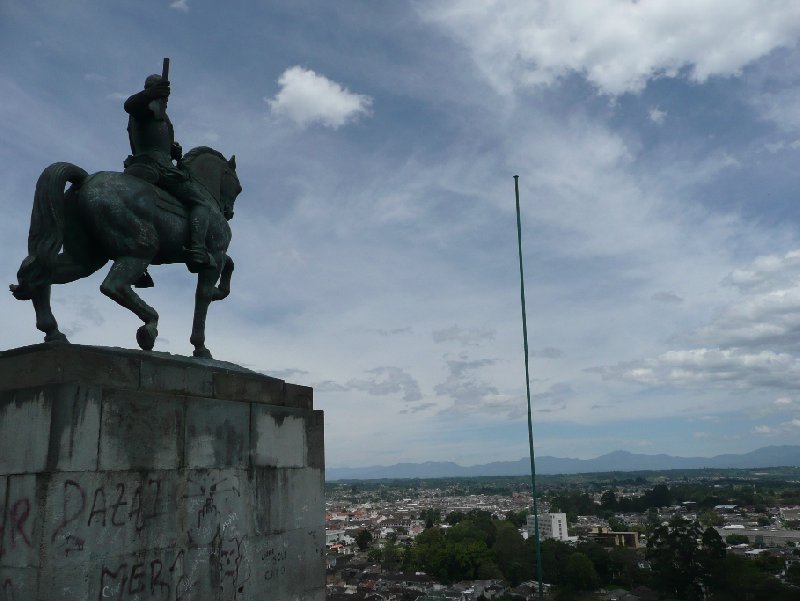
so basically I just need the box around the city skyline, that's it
[3,1,800,467]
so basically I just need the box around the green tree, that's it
[753,552,784,575]
[786,562,800,587]
[412,527,447,577]
[466,510,498,545]
[644,484,672,508]
[600,490,617,510]
[446,510,466,525]
[475,559,503,580]
[646,517,706,600]
[420,508,441,528]
[505,509,528,528]
[492,521,529,586]
[701,526,726,563]
[448,520,490,546]
[608,546,643,588]
[644,508,662,535]
[706,554,797,600]
[536,538,574,585]
[562,552,600,592]
[410,524,495,584]
[575,541,612,585]
[608,516,626,532]
[382,539,402,569]
[355,529,373,551]
[550,491,596,516]
[647,521,727,600]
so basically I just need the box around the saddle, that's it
[120,159,191,218]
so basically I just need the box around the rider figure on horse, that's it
[123,73,216,273]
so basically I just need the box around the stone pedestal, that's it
[0,344,324,601]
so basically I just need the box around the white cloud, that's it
[170,0,189,12]
[599,245,800,406]
[267,66,372,129]
[419,0,800,95]
[347,366,422,402]
[725,249,800,292]
[598,348,800,390]
[691,285,800,351]
[754,418,800,435]
[435,357,503,413]
[618,249,800,355]
[649,107,667,125]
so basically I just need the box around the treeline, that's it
[550,482,800,519]
[646,517,799,600]
[366,512,800,600]
[548,484,674,518]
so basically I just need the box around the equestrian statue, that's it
[10,59,242,358]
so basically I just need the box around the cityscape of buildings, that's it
[323,474,800,600]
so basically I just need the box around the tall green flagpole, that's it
[514,175,544,599]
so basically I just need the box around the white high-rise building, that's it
[527,512,568,541]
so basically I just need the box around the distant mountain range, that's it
[325,445,800,481]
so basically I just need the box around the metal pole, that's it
[514,175,544,599]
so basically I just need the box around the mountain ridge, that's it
[325,445,800,481]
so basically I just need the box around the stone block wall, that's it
[0,344,324,601]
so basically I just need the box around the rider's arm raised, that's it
[124,82,170,117]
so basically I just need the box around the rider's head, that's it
[144,74,163,88]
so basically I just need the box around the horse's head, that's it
[182,146,242,220]
[219,154,241,221]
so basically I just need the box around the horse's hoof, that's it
[193,348,212,359]
[136,324,158,351]
[44,332,70,344]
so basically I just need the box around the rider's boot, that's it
[185,206,216,273]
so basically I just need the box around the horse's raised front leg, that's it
[99,256,159,350]
[190,263,224,359]
[212,255,234,301]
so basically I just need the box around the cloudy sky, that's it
[4,0,800,468]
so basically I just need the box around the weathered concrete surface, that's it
[0,344,324,601]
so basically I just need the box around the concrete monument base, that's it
[0,344,324,601]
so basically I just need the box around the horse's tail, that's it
[11,162,88,300]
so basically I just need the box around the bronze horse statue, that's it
[10,146,242,358]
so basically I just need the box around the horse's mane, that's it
[182,146,228,166]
